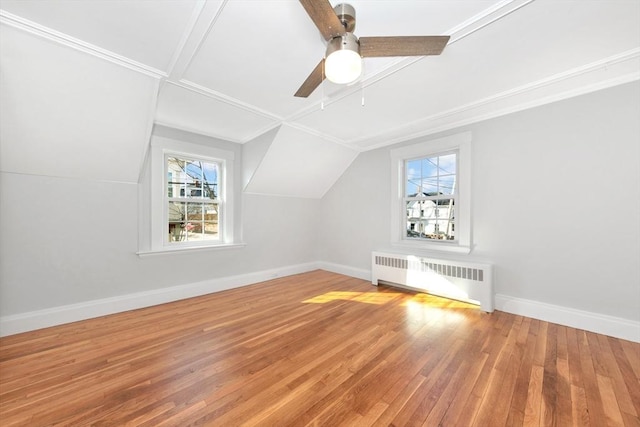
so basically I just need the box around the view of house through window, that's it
[404,152,457,241]
[166,156,219,243]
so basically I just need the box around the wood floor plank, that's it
[1,270,638,426]
[597,373,625,426]
[505,317,537,426]
[578,329,609,425]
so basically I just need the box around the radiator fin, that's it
[375,255,484,282]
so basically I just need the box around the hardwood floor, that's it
[1,270,638,426]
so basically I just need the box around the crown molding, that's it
[279,122,357,150]
[163,0,209,80]
[166,0,227,81]
[349,48,640,150]
[0,10,166,79]
[173,79,283,122]
[153,119,244,144]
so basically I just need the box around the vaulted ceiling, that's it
[3,0,638,150]
[1,1,639,197]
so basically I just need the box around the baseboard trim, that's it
[0,262,319,337]
[316,261,371,281]
[3,263,638,343]
[495,294,640,343]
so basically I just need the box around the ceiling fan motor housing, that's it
[334,3,356,32]
[325,32,361,84]
[295,0,450,97]
[326,32,360,58]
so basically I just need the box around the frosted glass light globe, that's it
[324,33,362,84]
[325,49,362,84]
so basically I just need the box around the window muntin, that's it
[404,152,457,241]
[165,155,220,244]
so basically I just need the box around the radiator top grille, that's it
[374,255,484,282]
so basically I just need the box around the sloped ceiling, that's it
[1,0,639,192]
[244,124,359,198]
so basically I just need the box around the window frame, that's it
[404,150,458,242]
[390,132,471,254]
[148,137,237,253]
[165,154,221,246]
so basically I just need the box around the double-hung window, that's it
[405,152,457,241]
[391,132,471,253]
[166,155,220,244]
[141,135,238,254]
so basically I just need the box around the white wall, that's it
[0,29,321,329]
[0,170,320,318]
[0,24,157,183]
[318,82,640,325]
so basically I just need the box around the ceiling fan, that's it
[295,1,451,98]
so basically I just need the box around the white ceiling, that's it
[1,0,639,152]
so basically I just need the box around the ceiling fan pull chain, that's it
[360,57,365,106]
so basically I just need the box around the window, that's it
[390,132,471,253]
[166,156,220,243]
[405,152,457,241]
[141,135,239,254]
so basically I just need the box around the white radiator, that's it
[371,251,494,312]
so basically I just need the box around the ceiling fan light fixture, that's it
[325,33,362,84]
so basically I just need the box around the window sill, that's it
[392,240,472,254]
[137,242,246,257]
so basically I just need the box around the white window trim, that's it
[390,132,472,254]
[142,137,238,254]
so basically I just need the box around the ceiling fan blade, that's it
[294,59,325,98]
[299,0,346,40]
[360,36,451,57]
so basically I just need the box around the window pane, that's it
[203,221,219,239]
[167,156,219,200]
[178,202,219,242]
[186,203,203,221]
[421,157,438,178]
[406,159,421,196]
[439,175,456,195]
[183,221,219,242]
[168,202,185,222]
[167,157,187,198]
[438,154,456,175]
[168,222,186,242]
[202,162,218,199]
[421,178,438,195]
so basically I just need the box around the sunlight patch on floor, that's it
[302,290,480,309]
[402,293,478,309]
[302,291,403,305]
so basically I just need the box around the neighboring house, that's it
[406,192,455,240]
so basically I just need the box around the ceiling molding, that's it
[0,10,167,79]
[279,122,356,150]
[153,119,244,144]
[240,120,356,151]
[238,122,283,145]
[163,0,209,80]
[173,79,283,122]
[352,48,640,150]
[166,0,228,81]
[446,0,535,43]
